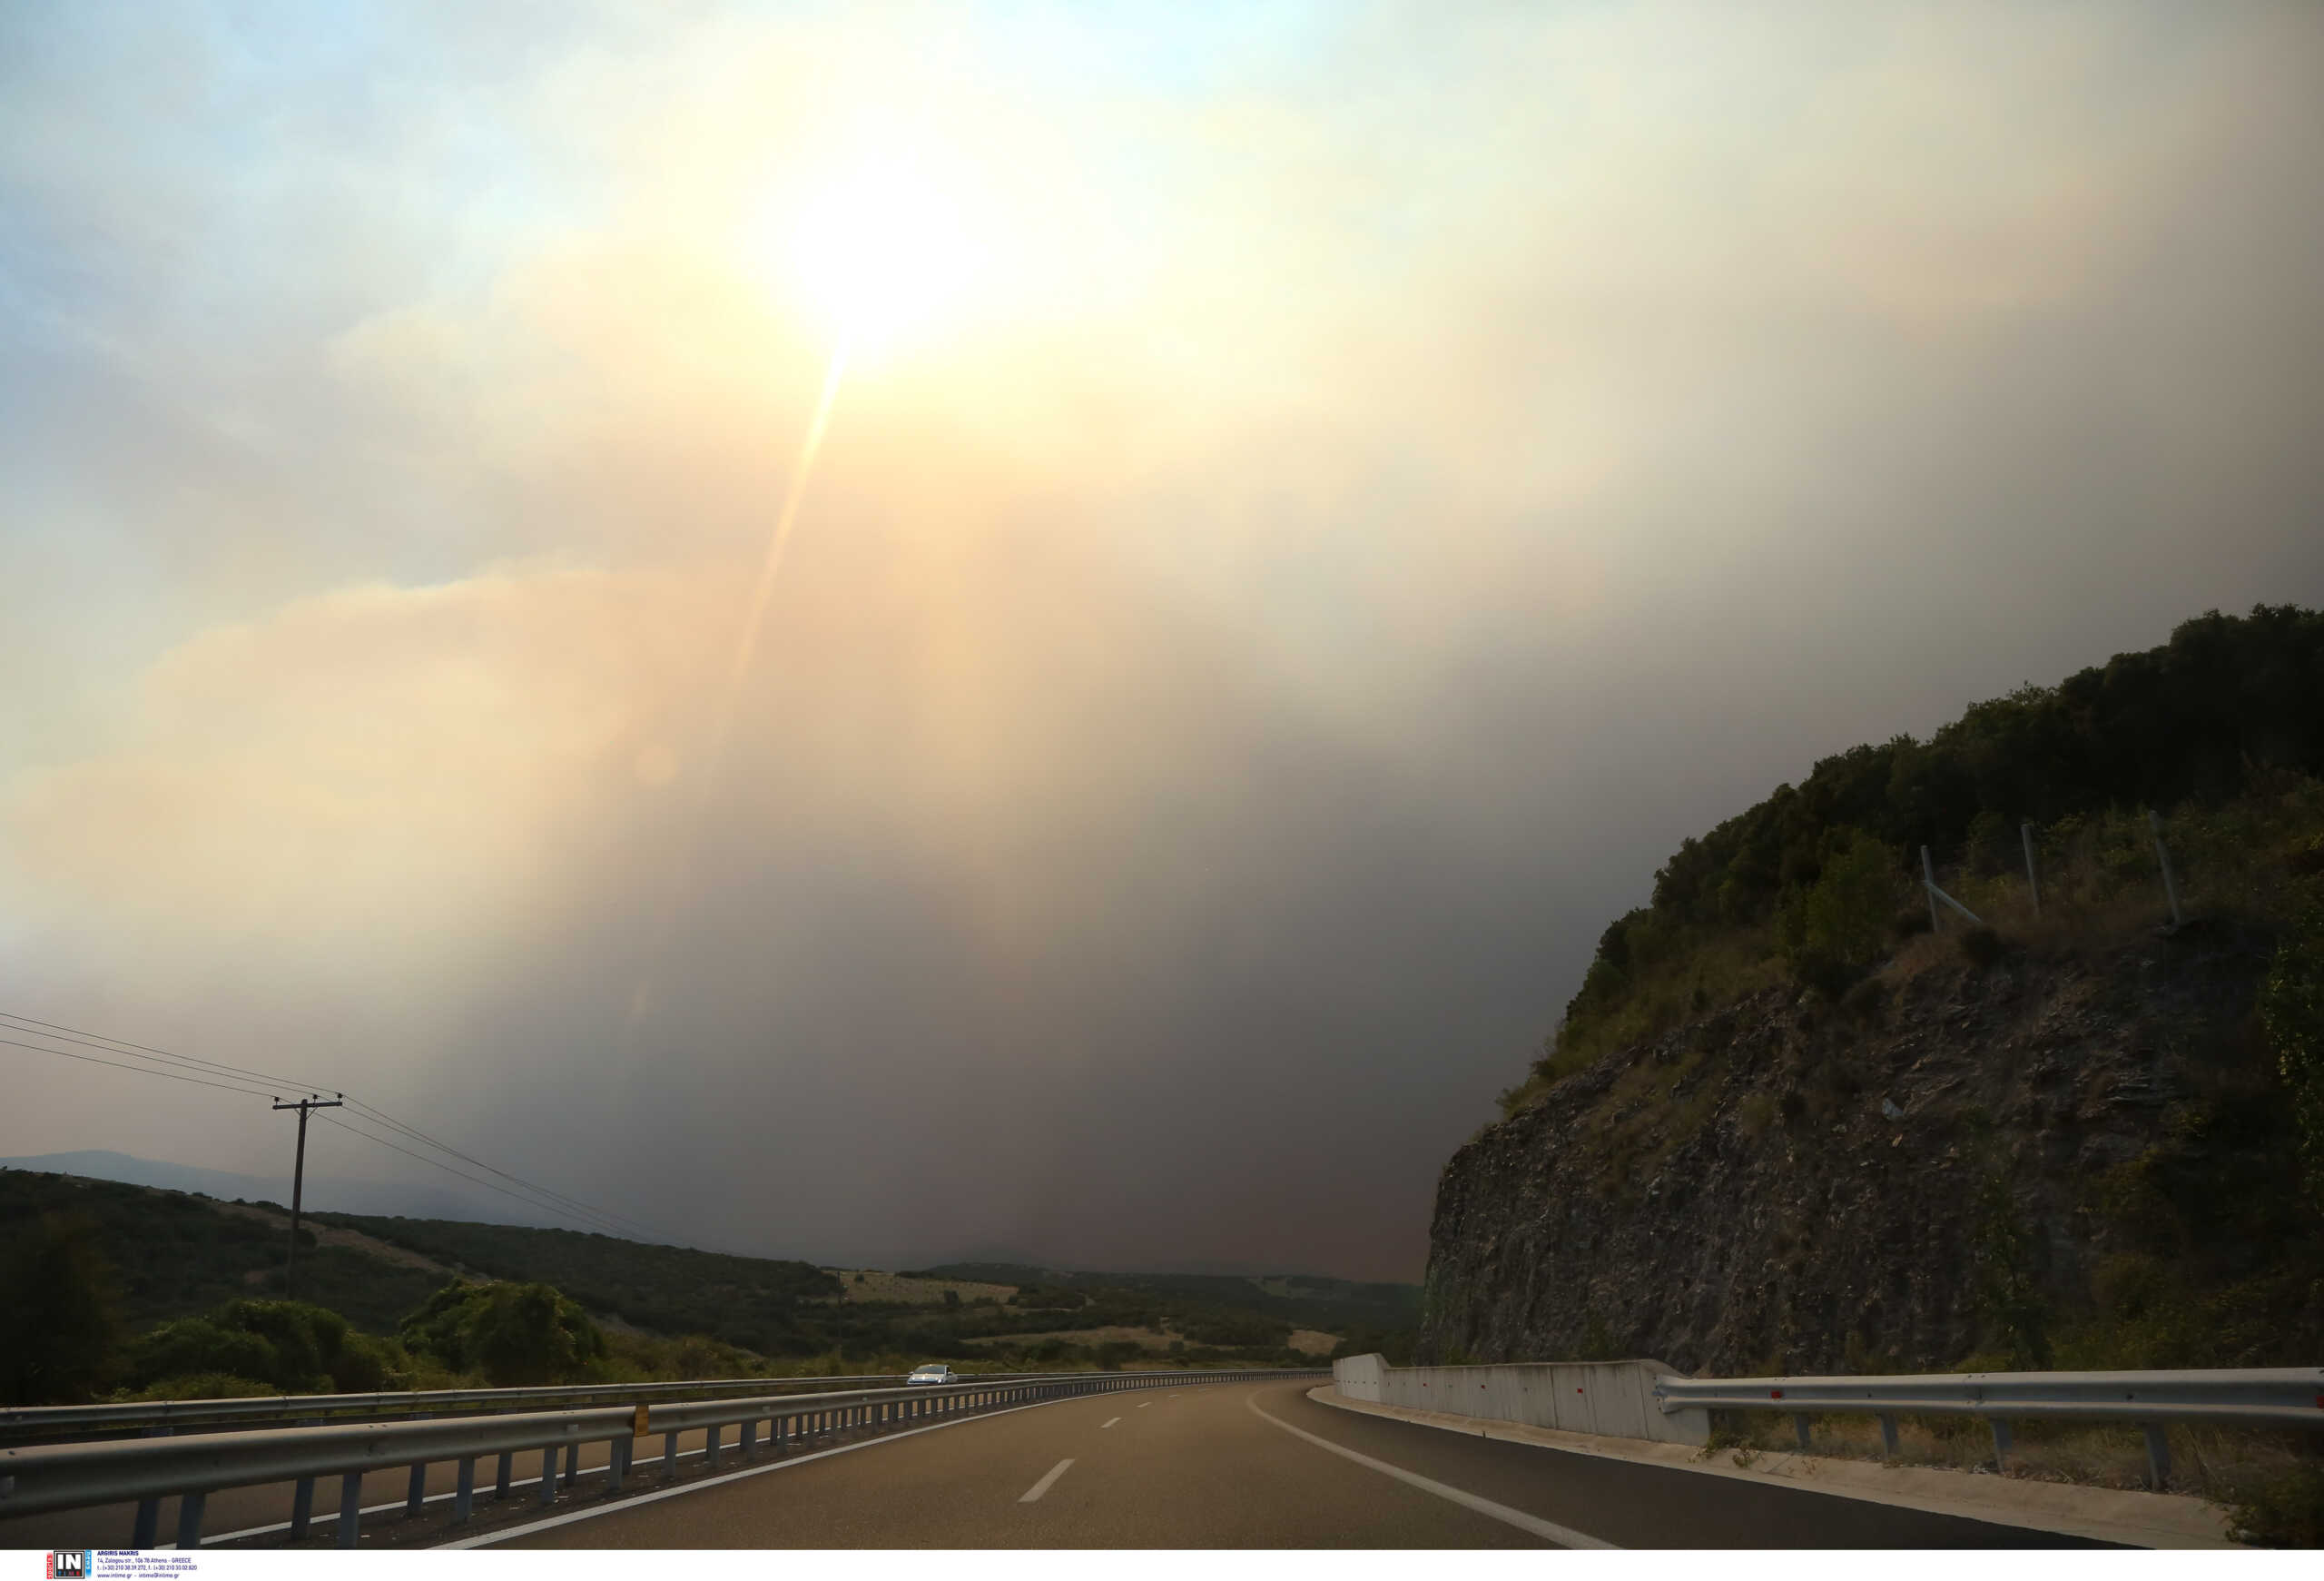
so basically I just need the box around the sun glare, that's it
[763,152,987,354]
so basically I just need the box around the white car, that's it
[906,1363,957,1386]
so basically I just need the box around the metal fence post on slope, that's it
[1922,846,1984,931]
[2021,822,2041,916]
[2148,809,2183,930]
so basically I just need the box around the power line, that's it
[0,1033,281,1100]
[337,1097,671,1242]
[1,1009,680,1246]
[0,1010,321,1092]
[314,1112,647,1240]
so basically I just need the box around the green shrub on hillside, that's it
[399,1280,606,1386]
[123,1299,404,1395]
[130,1370,281,1401]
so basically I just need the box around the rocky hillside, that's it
[1421,918,2323,1376]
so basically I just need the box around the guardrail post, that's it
[2143,1423,2171,1489]
[1990,1418,2013,1472]
[705,1422,721,1470]
[454,1456,476,1523]
[538,1446,557,1505]
[608,1434,630,1492]
[290,1475,316,1540]
[741,1417,757,1457]
[404,1460,426,1517]
[336,1470,362,1547]
[662,1428,680,1480]
[1792,1414,1811,1452]
[133,1425,172,1548]
[174,1491,206,1549]
[1878,1413,1899,1459]
[563,1438,579,1487]
[494,1449,512,1499]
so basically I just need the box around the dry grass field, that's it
[822,1269,1017,1305]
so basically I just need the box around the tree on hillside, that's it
[1775,827,1901,993]
[399,1280,606,1386]
[0,1210,123,1405]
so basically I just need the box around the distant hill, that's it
[307,1212,845,1355]
[0,1150,588,1230]
[5,1162,1417,1367]
[914,1262,1423,1331]
[0,1167,448,1333]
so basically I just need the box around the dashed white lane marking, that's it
[1244,1394,1615,1550]
[1019,1459,1074,1503]
[1101,1417,1121,1428]
[444,1395,1076,1548]
[1137,1402,1150,1408]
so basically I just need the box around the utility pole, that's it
[272,1093,343,1302]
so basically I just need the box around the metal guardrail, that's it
[0,1373,1035,1443]
[1654,1367,2324,1487]
[0,1369,1325,1549]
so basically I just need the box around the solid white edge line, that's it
[1019,1458,1073,1503]
[437,1391,1091,1548]
[1305,1388,2206,1549]
[1245,1392,1616,1550]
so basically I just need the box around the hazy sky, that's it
[5,2,2321,1280]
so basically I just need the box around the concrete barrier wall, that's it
[1332,1352,1387,1401]
[1329,1355,1708,1447]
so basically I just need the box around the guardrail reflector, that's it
[633,1404,650,1438]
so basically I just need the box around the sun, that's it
[760,150,988,355]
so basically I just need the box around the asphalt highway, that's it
[489,1379,2109,1549]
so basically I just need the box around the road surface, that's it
[488,1379,2107,1548]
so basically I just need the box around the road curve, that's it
[488,1379,2112,1549]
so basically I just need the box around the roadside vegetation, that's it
[1505,605,2324,1118]
[1698,1411,2320,1546]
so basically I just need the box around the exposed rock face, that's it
[1419,924,2297,1376]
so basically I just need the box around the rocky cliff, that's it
[1420,921,2320,1376]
